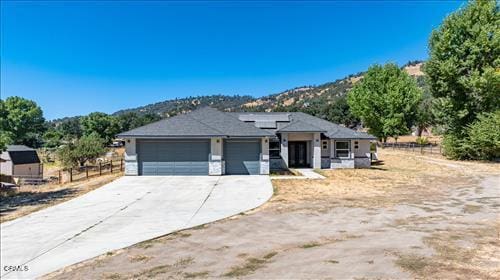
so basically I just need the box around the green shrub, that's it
[443,111,500,160]
[466,111,500,160]
[415,137,429,145]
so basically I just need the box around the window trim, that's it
[269,139,281,159]
[335,140,351,158]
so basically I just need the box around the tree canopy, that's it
[347,63,422,141]
[57,132,106,167]
[0,96,46,148]
[424,0,499,135]
[80,112,120,144]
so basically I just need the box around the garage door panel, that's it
[141,162,158,176]
[224,140,260,175]
[138,140,209,175]
[156,162,175,175]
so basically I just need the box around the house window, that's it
[354,141,359,150]
[269,139,281,158]
[335,141,350,158]
[322,140,328,150]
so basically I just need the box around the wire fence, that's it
[378,142,443,155]
[57,159,124,184]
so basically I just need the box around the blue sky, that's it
[1,0,464,120]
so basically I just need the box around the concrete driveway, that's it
[0,175,273,279]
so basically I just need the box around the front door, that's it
[288,141,307,167]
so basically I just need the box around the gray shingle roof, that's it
[117,107,375,140]
[278,120,326,133]
[288,112,376,139]
[117,107,274,138]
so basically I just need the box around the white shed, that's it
[0,145,42,178]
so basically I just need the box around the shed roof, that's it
[5,146,41,165]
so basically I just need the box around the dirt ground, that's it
[0,173,122,223]
[45,149,499,280]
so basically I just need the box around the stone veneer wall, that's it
[330,158,355,169]
[124,138,138,175]
[260,155,270,175]
[209,158,222,175]
[354,157,371,168]
[321,158,331,169]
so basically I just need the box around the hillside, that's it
[112,62,424,118]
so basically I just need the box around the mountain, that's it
[113,95,255,117]
[112,61,424,117]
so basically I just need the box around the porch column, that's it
[209,137,223,175]
[280,133,289,167]
[124,138,138,175]
[313,133,321,169]
[260,137,270,175]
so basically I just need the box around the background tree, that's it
[347,63,422,141]
[80,112,120,144]
[424,0,499,135]
[116,112,161,132]
[321,95,359,128]
[414,91,436,136]
[57,132,106,167]
[58,118,83,140]
[43,128,64,148]
[0,96,46,147]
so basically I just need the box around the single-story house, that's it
[117,107,376,176]
[0,145,43,178]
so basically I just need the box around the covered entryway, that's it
[224,139,261,175]
[288,141,309,168]
[137,140,210,175]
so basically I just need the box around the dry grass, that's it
[300,242,321,249]
[395,253,430,273]
[271,149,500,210]
[129,254,152,263]
[271,149,484,209]
[394,222,500,279]
[42,149,499,280]
[0,173,123,223]
[183,271,210,278]
[222,252,278,277]
[132,257,194,278]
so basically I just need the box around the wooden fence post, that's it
[86,165,89,179]
[99,162,102,176]
[59,170,62,184]
[120,159,123,172]
[110,160,113,173]
[69,168,73,182]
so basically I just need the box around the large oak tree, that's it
[347,63,422,141]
